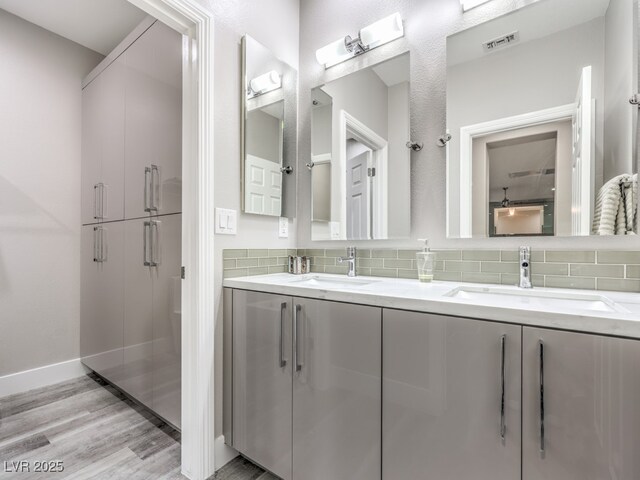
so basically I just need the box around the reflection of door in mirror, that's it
[310,52,411,241]
[244,100,284,216]
[346,141,372,240]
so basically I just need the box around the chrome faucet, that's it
[519,246,532,289]
[338,246,357,277]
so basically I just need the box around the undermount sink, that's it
[289,275,378,289]
[444,286,628,313]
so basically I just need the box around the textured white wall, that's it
[297,0,640,250]
[0,10,103,376]
[193,0,300,461]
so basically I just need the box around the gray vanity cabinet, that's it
[383,309,522,480]
[522,327,640,480]
[232,290,293,480]
[292,298,381,480]
[230,291,381,480]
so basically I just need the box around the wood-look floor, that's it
[0,374,271,480]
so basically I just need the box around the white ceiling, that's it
[448,0,611,66]
[488,133,558,202]
[0,0,148,55]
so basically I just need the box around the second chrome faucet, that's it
[338,246,357,277]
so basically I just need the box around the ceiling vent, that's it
[483,31,520,52]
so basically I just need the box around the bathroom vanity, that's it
[223,273,640,480]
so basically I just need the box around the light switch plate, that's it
[215,208,237,235]
[278,217,289,238]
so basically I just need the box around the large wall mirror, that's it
[242,35,297,218]
[447,0,638,238]
[310,52,411,240]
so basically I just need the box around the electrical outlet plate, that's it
[279,217,289,238]
[215,208,237,235]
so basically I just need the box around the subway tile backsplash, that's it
[222,248,640,293]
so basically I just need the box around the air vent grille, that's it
[483,31,520,52]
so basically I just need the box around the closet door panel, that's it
[98,56,126,222]
[124,22,182,220]
[122,218,154,408]
[81,77,101,225]
[80,223,125,385]
[152,214,182,428]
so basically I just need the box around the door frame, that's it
[456,103,575,238]
[125,1,215,479]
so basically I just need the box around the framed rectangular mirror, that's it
[310,52,411,241]
[242,35,297,218]
[446,0,638,238]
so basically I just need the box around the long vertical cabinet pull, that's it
[150,220,159,266]
[150,165,159,212]
[539,340,545,454]
[143,221,151,266]
[499,334,506,441]
[293,304,303,371]
[94,183,106,220]
[93,226,107,263]
[144,167,152,212]
[280,302,287,368]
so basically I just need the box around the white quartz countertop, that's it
[223,273,640,339]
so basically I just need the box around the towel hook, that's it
[406,141,424,152]
[437,133,452,147]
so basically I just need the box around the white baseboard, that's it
[214,435,238,470]
[0,358,89,397]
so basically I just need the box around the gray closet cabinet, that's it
[80,222,125,383]
[124,21,182,219]
[229,290,381,480]
[81,55,126,225]
[383,309,522,480]
[522,327,640,480]
[81,18,182,429]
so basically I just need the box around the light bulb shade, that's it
[359,12,404,48]
[460,0,492,11]
[315,37,351,67]
[249,70,281,94]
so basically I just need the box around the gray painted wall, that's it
[604,0,636,180]
[0,10,103,376]
[246,109,281,164]
[297,0,640,251]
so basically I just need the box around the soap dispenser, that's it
[416,239,436,283]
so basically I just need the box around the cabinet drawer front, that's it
[523,327,640,480]
[293,299,381,480]
[383,309,522,480]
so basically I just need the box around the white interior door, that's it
[346,150,371,240]
[571,65,594,236]
[245,154,282,216]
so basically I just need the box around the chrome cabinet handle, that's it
[294,304,303,372]
[280,302,287,368]
[500,334,506,441]
[94,183,105,220]
[144,167,152,212]
[539,340,545,454]
[93,226,99,262]
[150,220,159,266]
[93,226,106,263]
[150,165,159,212]
[143,221,151,266]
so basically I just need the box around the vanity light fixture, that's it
[249,70,281,96]
[315,12,404,68]
[460,0,492,12]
